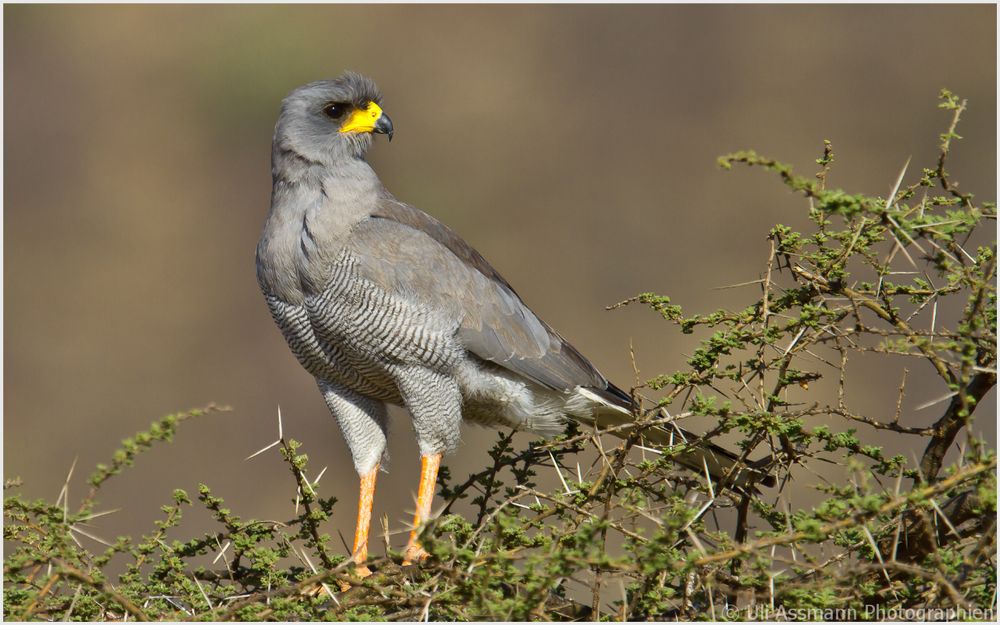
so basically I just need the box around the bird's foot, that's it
[302,582,340,598]
[402,544,430,566]
[336,563,373,592]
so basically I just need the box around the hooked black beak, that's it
[374,113,394,142]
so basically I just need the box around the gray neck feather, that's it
[259,149,388,302]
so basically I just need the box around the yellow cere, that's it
[339,101,384,134]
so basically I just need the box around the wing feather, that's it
[350,200,608,391]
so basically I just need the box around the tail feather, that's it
[574,386,776,490]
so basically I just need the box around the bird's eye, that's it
[322,102,349,119]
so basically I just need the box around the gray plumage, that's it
[257,72,773,490]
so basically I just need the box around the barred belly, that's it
[264,293,402,405]
[266,249,464,407]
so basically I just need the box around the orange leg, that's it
[351,466,378,577]
[403,453,442,565]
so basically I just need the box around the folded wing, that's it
[348,200,609,393]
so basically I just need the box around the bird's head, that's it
[273,72,393,166]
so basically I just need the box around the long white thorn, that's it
[701,458,716,500]
[929,499,962,539]
[57,456,79,522]
[312,466,328,487]
[915,391,958,411]
[682,499,715,532]
[247,405,287,461]
[69,524,114,547]
[548,451,574,495]
[212,540,232,565]
[885,156,911,212]
[193,574,213,611]
[76,508,122,522]
[245,439,281,461]
[634,445,662,456]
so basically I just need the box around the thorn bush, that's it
[4,91,995,621]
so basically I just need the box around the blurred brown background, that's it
[5,5,996,559]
